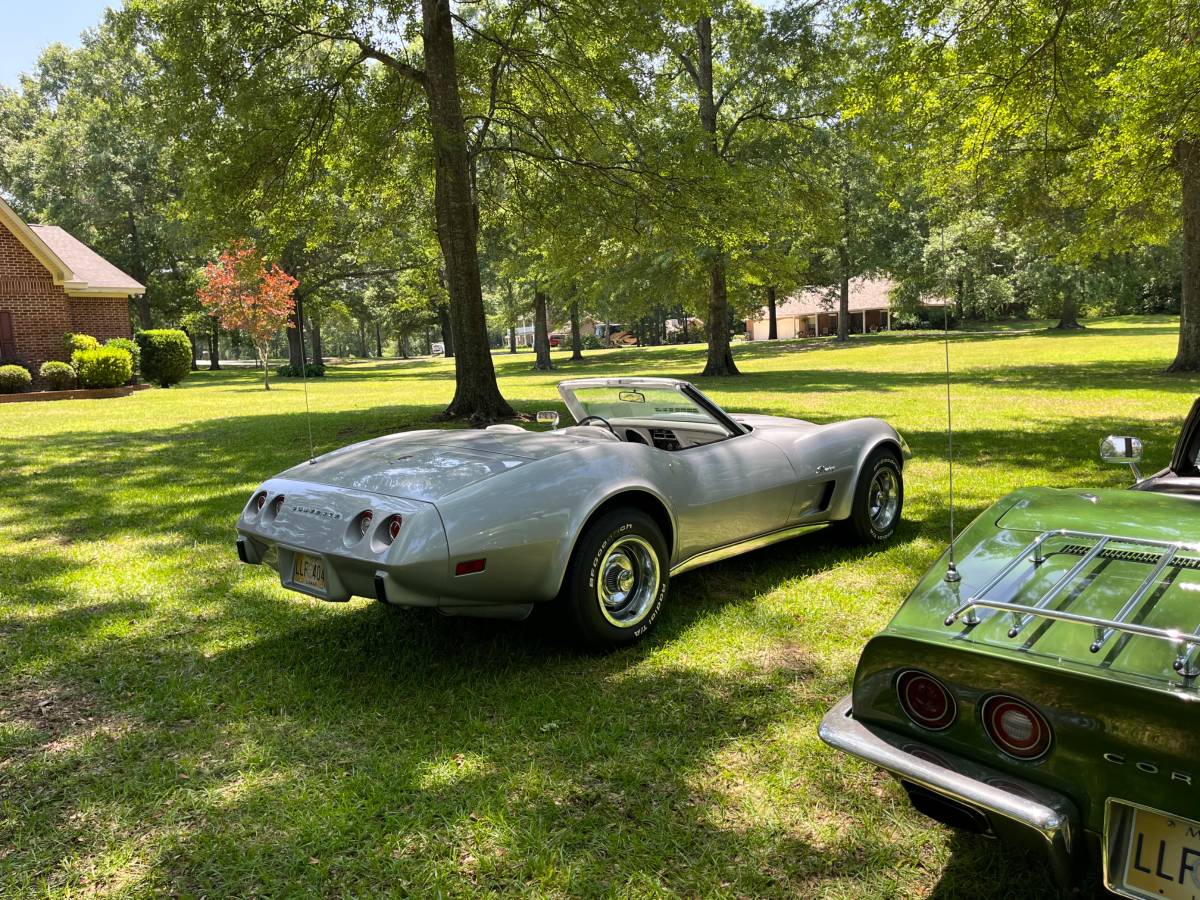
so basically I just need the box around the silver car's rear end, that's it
[236,477,449,605]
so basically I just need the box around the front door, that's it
[665,435,797,561]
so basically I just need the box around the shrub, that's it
[72,347,133,389]
[0,364,32,393]
[104,337,141,375]
[135,329,192,387]
[39,360,77,390]
[275,362,326,378]
[63,332,100,354]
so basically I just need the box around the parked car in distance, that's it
[820,397,1200,897]
[236,377,910,649]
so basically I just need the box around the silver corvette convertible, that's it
[236,377,911,648]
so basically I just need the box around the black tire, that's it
[561,507,669,650]
[837,449,903,544]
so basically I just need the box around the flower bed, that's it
[0,384,151,404]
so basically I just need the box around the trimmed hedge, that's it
[72,347,133,389]
[276,362,326,378]
[135,329,192,387]
[39,360,77,390]
[104,337,141,375]
[0,364,33,394]
[63,332,100,354]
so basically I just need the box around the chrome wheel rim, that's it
[597,536,660,628]
[868,468,899,530]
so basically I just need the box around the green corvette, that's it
[821,398,1200,898]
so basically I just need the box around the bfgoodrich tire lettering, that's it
[838,449,903,543]
[562,508,669,650]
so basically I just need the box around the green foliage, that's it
[135,329,192,388]
[38,361,77,390]
[104,337,142,373]
[63,333,100,354]
[71,347,133,389]
[275,363,326,378]
[0,364,33,393]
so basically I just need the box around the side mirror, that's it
[536,410,560,430]
[1100,435,1144,482]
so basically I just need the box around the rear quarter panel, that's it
[433,443,677,603]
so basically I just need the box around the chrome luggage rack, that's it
[943,529,1200,679]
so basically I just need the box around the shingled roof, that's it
[0,196,145,297]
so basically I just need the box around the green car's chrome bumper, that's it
[819,695,1083,889]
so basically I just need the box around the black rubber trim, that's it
[374,573,388,603]
[236,538,250,564]
[680,383,746,437]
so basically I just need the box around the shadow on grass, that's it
[2,365,1181,895]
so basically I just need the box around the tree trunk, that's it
[702,262,738,375]
[533,290,553,371]
[258,343,271,390]
[421,0,513,421]
[286,293,306,369]
[1170,140,1200,371]
[311,309,323,364]
[570,300,583,361]
[682,312,689,343]
[208,316,221,370]
[695,16,738,376]
[837,172,851,342]
[126,210,153,330]
[435,303,455,358]
[375,322,383,357]
[1054,288,1084,330]
[766,286,778,340]
[508,325,517,353]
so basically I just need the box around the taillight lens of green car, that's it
[981,695,1052,761]
[895,669,957,731]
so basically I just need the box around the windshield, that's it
[568,385,720,428]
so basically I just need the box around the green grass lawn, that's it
[1,316,1195,898]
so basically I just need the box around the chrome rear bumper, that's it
[819,695,1081,888]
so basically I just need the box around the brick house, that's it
[0,195,144,383]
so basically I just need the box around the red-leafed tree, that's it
[197,240,299,390]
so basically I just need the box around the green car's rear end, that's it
[821,486,1200,897]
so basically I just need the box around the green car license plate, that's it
[1110,801,1200,900]
[292,553,328,594]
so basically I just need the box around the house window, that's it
[0,311,15,360]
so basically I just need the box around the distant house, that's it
[0,196,144,381]
[746,277,931,341]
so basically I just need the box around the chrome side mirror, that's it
[1100,435,1144,482]
[536,410,560,430]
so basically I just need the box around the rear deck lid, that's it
[895,488,1200,689]
[285,429,576,502]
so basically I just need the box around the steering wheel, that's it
[577,415,618,437]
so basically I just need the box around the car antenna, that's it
[941,226,961,583]
[297,309,316,465]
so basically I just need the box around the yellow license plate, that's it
[1115,804,1200,900]
[292,553,328,593]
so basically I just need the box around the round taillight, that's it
[252,492,267,512]
[270,495,285,516]
[981,695,1051,761]
[358,511,374,539]
[387,515,403,542]
[896,669,957,731]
